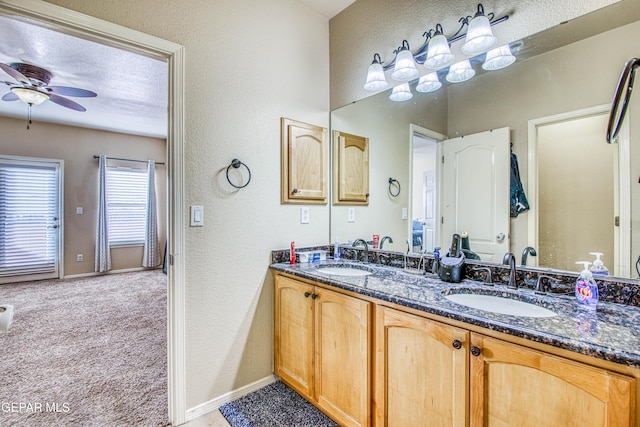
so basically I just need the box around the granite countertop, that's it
[270,260,640,369]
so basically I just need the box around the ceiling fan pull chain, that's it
[27,103,32,130]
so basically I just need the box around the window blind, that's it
[106,167,148,246]
[0,162,59,277]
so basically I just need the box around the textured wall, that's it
[42,0,330,411]
[329,0,618,109]
[0,116,166,276]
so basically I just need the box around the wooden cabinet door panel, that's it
[470,334,635,427]
[315,287,371,427]
[375,307,469,427]
[274,276,315,398]
[333,131,369,205]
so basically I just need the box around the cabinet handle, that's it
[304,292,311,298]
[470,346,481,357]
[452,339,462,350]
[311,293,318,299]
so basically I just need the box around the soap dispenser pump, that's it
[589,252,609,276]
[575,261,599,311]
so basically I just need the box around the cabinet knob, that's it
[292,188,299,194]
[452,339,462,350]
[470,346,481,357]
[311,293,318,299]
[304,292,311,298]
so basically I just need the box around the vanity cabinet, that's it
[375,305,635,427]
[274,274,371,427]
[469,334,635,427]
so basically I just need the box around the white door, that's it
[441,128,510,261]
[0,156,63,283]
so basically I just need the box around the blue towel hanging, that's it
[510,151,529,217]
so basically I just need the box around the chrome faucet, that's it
[503,252,518,289]
[379,236,393,249]
[521,246,537,266]
[352,239,369,263]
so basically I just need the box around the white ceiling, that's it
[0,0,354,139]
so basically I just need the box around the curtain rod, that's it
[93,155,165,165]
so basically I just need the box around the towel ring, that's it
[388,178,401,197]
[226,159,251,189]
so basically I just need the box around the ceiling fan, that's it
[0,62,97,112]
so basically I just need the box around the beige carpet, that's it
[0,270,169,427]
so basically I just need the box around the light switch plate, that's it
[190,206,204,227]
[76,207,83,215]
[300,207,310,224]
[402,207,408,220]
[348,208,355,223]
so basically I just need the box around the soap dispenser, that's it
[589,252,609,276]
[334,237,341,260]
[575,261,599,311]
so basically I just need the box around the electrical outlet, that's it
[348,208,355,223]
[76,207,83,215]
[300,207,310,224]
[76,254,84,262]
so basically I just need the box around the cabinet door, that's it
[314,287,371,427]
[274,275,315,398]
[281,118,328,204]
[374,307,469,427]
[333,130,369,205]
[469,334,635,427]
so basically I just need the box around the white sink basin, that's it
[316,267,373,277]
[445,293,556,318]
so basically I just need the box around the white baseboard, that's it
[63,266,162,280]
[184,374,278,423]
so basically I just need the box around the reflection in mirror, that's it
[330,0,640,279]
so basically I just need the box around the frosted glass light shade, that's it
[12,87,49,105]
[389,83,413,102]
[482,44,516,70]
[364,61,389,91]
[416,72,442,93]
[424,34,455,70]
[461,15,497,55]
[446,60,475,83]
[391,49,419,82]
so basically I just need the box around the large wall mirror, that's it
[330,0,640,280]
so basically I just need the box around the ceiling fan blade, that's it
[48,86,97,97]
[0,63,30,85]
[2,91,19,101]
[49,93,86,111]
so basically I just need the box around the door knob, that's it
[470,346,481,357]
[496,233,505,242]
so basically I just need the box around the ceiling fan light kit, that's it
[0,62,97,128]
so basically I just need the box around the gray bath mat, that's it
[219,381,338,427]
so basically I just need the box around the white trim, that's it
[185,375,278,422]
[527,104,629,273]
[0,1,187,425]
[409,124,447,252]
[63,266,161,280]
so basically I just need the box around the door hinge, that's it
[169,254,174,265]
[615,216,620,227]
[441,155,445,164]
[441,217,444,224]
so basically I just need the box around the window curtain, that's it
[95,155,111,272]
[142,160,160,268]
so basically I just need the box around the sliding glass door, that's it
[0,156,63,283]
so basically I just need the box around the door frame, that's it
[0,0,186,424]
[409,124,446,252]
[527,104,630,275]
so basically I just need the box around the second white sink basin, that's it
[445,293,557,318]
[316,267,373,277]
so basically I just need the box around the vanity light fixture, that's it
[415,72,442,93]
[461,4,497,55]
[364,53,389,91]
[389,83,413,101]
[446,60,476,83]
[363,3,508,92]
[391,40,419,82]
[482,44,516,70]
